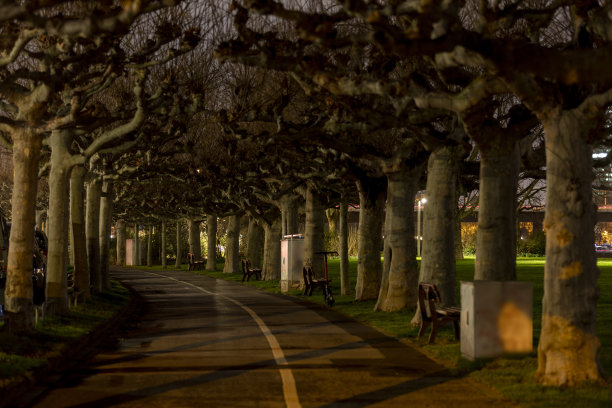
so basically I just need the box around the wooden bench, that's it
[302,266,327,296]
[241,259,262,282]
[187,253,206,271]
[417,282,461,344]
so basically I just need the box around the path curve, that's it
[26,268,515,408]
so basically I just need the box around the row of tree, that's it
[1,0,610,388]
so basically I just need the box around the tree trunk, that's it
[70,166,89,299]
[206,214,217,271]
[4,129,41,332]
[86,178,102,293]
[146,225,153,266]
[376,162,423,311]
[536,110,604,386]
[161,220,167,269]
[281,195,299,236]
[263,216,282,280]
[454,216,464,260]
[355,176,386,301]
[35,210,45,232]
[474,142,519,281]
[45,130,73,313]
[303,185,325,278]
[339,199,350,296]
[134,224,140,266]
[420,146,460,306]
[223,215,241,274]
[175,220,182,268]
[116,219,126,265]
[246,218,264,268]
[99,180,113,290]
[188,220,201,259]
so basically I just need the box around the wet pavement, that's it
[22,268,515,407]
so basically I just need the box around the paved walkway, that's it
[26,268,515,407]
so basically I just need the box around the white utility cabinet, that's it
[280,235,304,292]
[461,281,533,360]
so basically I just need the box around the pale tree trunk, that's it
[246,218,264,268]
[116,219,126,266]
[175,220,182,268]
[134,224,140,266]
[536,111,604,386]
[454,217,464,260]
[161,220,167,269]
[419,146,461,306]
[206,214,217,271]
[86,178,102,293]
[262,216,282,280]
[223,215,241,274]
[188,220,201,259]
[4,129,41,332]
[45,130,74,313]
[376,162,423,311]
[303,185,325,278]
[146,225,153,266]
[339,199,350,296]
[70,166,89,299]
[326,208,339,233]
[99,180,113,290]
[35,211,45,231]
[355,176,386,301]
[474,142,519,281]
[281,195,299,236]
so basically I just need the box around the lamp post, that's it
[417,198,426,257]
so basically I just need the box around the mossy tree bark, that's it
[70,165,89,299]
[536,109,604,386]
[223,215,241,274]
[206,214,217,271]
[355,175,386,301]
[376,161,424,311]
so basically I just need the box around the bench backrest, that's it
[418,283,443,320]
[242,259,253,273]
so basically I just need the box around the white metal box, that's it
[280,235,304,292]
[461,280,533,360]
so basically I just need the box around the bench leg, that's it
[417,320,430,340]
[452,319,460,340]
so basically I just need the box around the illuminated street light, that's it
[417,197,427,257]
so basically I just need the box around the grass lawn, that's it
[0,280,130,390]
[186,257,612,408]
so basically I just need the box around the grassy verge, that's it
[150,257,611,408]
[0,280,130,390]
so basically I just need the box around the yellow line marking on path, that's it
[146,272,302,408]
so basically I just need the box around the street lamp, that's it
[417,197,427,257]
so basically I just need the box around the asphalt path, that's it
[27,268,514,407]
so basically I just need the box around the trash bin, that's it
[280,234,304,292]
